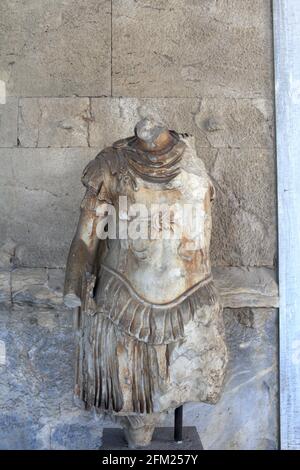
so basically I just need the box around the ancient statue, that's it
[64,117,228,448]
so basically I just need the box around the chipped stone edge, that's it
[213,267,279,308]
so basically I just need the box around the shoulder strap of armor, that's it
[81,147,118,194]
[82,156,105,195]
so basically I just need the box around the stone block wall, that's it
[0,0,278,449]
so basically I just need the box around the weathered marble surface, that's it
[0,98,18,147]
[19,98,91,148]
[16,97,274,150]
[12,269,63,307]
[210,148,276,267]
[112,0,273,98]
[164,308,279,450]
[0,266,279,309]
[0,148,96,267]
[0,304,278,449]
[0,240,17,269]
[90,97,274,150]
[0,271,10,304]
[213,267,279,308]
[0,141,276,268]
[0,0,111,97]
[0,305,102,450]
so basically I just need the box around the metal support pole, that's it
[174,405,183,443]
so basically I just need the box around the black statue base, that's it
[100,427,203,450]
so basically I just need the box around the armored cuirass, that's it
[101,136,214,303]
[73,131,228,422]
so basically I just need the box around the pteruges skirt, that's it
[74,266,228,415]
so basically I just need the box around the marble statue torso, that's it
[84,134,215,304]
[66,129,228,443]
